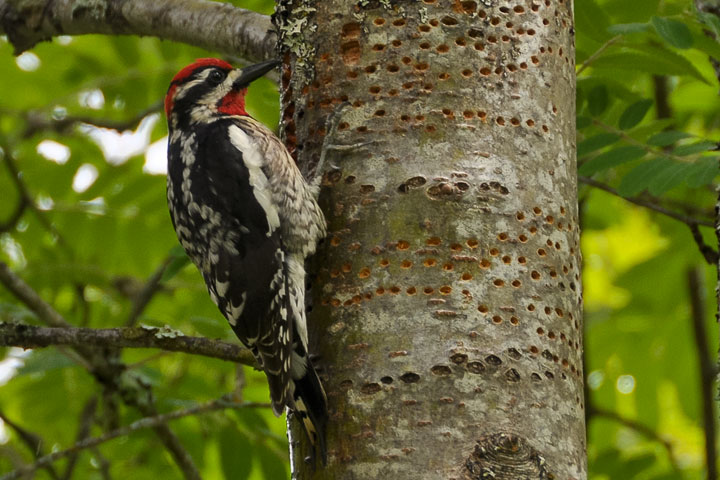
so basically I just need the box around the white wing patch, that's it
[228,125,281,236]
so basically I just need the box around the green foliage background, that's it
[0,0,717,478]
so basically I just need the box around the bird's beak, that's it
[231,59,281,89]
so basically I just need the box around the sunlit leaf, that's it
[591,47,707,83]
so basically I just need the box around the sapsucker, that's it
[164,58,328,462]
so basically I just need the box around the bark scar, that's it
[461,433,555,479]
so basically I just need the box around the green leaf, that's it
[161,252,191,282]
[578,133,621,157]
[588,85,610,116]
[110,36,141,67]
[591,48,707,83]
[647,130,692,147]
[647,159,695,195]
[258,447,289,480]
[618,99,653,130]
[671,141,715,156]
[219,425,253,480]
[698,11,720,37]
[692,29,720,61]
[651,17,693,49]
[608,23,651,35]
[18,350,76,376]
[577,116,592,129]
[575,0,612,43]
[579,146,647,176]
[617,159,664,196]
[685,157,719,188]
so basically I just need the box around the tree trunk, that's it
[275,0,584,478]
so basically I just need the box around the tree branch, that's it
[579,176,718,264]
[20,101,163,138]
[687,266,718,480]
[0,261,229,478]
[0,0,276,62]
[0,323,257,366]
[0,397,271,480]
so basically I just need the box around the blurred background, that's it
[0,0,718,478]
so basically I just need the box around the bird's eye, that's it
[208,69,226,85]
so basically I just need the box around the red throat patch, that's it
[218,88,249,116]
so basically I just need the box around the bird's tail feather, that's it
[292,357,328,465]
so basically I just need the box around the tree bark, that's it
[276,0,584,479]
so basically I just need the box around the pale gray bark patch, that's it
[279,0,584,478]
[0,0,276,61]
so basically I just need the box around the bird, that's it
[164,58,328,464]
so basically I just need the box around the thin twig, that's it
[0,261,70,328]
[687,267,718,480]
[62,397,98,480]
[0,397,270,480]
[90,447,112,480]
[0,323,257,366]
[0,261,207,479]
[0,147,32,234]
[592,119,712,164]
[21,101,163,138]
[0,410,61,480]
[589,406,680,471]
[0,145,71,253]
[134,401,201,480]
[690,224,720,264]
[579,176,714,228]
[0,196,28,233]
[125,255,173,327]
[579,176,718,264]
[576,35,622,76]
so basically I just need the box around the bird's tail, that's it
[291,344,328,465]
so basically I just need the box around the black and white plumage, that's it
[164,58,328,462]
